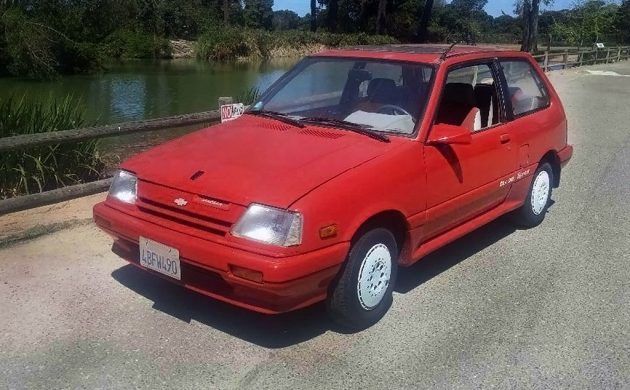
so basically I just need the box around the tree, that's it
[311,0,317,31]
[273,10,301,30]
[376,0,387,34]
[518,0,553,52]
[327,0,338,32]
[418,0,435,42]
[616,0,630,43]
[244,0,274,29]
[224,0,229,24]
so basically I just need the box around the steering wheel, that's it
[377,104,412,117]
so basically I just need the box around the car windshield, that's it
[249,57,435,135]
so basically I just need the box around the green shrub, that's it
[0,96,104,199]
[0,8,101,79]
[196,27,398,61]
[102,30,172,59]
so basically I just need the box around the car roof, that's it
[316,44,521,64]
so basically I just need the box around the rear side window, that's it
[500,60,549,116]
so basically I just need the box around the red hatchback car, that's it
[94,45,573,329]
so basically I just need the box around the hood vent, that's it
[299,128,344,139]
[190,170,205,181]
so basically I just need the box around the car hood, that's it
[122,115,399,208]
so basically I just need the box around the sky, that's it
[272,0,621,18]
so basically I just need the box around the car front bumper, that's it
[93,202,349,314]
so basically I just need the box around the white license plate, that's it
[139,237,181,280]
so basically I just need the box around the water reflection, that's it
[0,58,298,165]
[0,58,298,124]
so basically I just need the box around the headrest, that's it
[367,78,397,103]
[442,83,474,106]
[473,83,495,97]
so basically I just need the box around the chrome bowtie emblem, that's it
[174,198,188,207]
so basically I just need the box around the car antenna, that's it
[439,42,457,61]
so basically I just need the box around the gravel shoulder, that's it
[1,62,630,389]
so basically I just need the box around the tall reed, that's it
[0,96,104,199]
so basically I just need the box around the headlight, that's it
[109,170,137,204]
[231,204,303,247]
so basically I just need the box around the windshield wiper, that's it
[299,117,390,143]
[246,110,305,128]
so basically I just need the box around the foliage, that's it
[102,30,171,59]
[1,0,628,79]
[0,96,104,199]
[272,10,302,31]
[196,26,397,61]
[616,0,630,43]
[244,0,274,30]
[0,8,100,79]
[548,1,619,46]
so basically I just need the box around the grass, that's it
[0,96,104,199]
[196,27,398,61]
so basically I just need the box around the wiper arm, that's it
[245,110,305,128]
[299,117,390,143]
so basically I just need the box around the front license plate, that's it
[139,237,181,280]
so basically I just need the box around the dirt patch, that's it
[0,192,106,247]
[170,39,195,59]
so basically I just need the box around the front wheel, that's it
[512,162,554,228]
[326,228,398,331]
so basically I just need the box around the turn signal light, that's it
[229,265,264,283]
[319,224,338,239]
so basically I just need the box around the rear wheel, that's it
[512,162,553,228]
[326,228,398,331]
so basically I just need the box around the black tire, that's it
[512,162,554,228]
[326,227,398,331]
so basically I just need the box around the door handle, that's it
[500,134,511,144]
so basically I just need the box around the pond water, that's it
[0,59,298,124]
[0,59,298,165]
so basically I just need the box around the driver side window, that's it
[437,64,500,132]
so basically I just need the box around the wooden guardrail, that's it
[0,97,234,215]
[0,106,224,153]
[532,46,630,71]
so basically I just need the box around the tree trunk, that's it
[418,0,435,43]
[376,0,387,34]
[529,0,540,52]
[310,0,317,32]
[520,0,531,52]
[223,0,229,25]
[359,0,369,31]
[327,0,338,32]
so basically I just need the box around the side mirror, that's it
[427,123,472,145]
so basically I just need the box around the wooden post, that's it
[543,50,549,72]
[578,51,583,67]
[595,48,598,64]
[606,48,611,63]
[218,96,234,107]
[618,47,622,62]
[563,49,569,69]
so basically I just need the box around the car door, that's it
[422,60,519,240]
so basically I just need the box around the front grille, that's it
[135,180,242,240]
[137,197,231,237]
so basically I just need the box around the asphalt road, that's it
[2,62,630,389]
